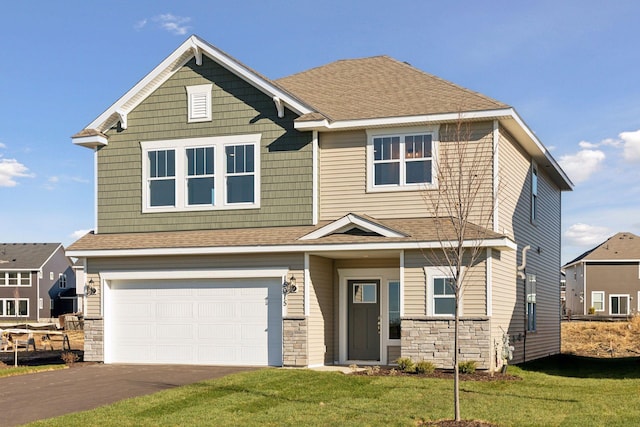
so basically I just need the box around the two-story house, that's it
[0,243,76,323]
[67,35,572,369]
[563,232,640,317]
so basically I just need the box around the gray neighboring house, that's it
[563,232,640,317]
[0,243,76,323]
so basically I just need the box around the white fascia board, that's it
[66,237,516,258]
[294,109,515,131]
[507,108,574,190]
[100,267,289,281]
[40,244,64,270]
[561,258,640,269]
[82,35,313,135]
[299,213,406,240]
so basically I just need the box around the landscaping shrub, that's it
[396,357,415,373]
[415,360,435,374]
[459,360,477,374]
[61,351,79,365]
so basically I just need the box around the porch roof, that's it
[66,216,514,258]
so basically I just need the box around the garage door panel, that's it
[157,302,194,319]
[197,302,235,318]
[106,278,282,366]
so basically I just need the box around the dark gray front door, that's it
[348,280,380,360]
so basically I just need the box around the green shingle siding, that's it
[97,57,313,234]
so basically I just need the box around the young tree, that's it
[424,114,498,421]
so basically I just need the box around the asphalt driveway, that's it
[0,364,258,426]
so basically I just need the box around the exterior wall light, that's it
[85,279,97,296]
[282,275,297,306]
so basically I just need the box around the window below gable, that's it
[186,84,213,123]
[141,134,261,213]
[366,126,439,192]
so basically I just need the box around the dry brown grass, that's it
[562,316,640,357]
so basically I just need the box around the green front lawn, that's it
[0,364,66,378]
[28,356,640,426]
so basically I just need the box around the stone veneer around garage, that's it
[401,317,491,369]
[282,317,308,367]
[83,317,104,362]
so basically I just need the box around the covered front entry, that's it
[104,278,283,366]
[338,267,400,365]
[348,280,380,360]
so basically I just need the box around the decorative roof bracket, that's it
[116,110,128,130]
[273,96,284,118]
[190,41,202,66]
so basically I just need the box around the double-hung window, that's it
[148,149,176,207]
[226,144,255,204]
[591,291,604,312]
[0,272,31,286]
[433,277,456,316]
[367,126,438,192]
[187,146,215,205]
[141,134,261,212]
[531,162,538,223]
[526,273,537,332]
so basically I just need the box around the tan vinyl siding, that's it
[585,263,640,315]
[494,127,562,363]
[86,253,305,316]
[404,250,487,317]
[318,122,494,224]
[97,56,313,233]
[308,255,334,365]
[84,273,101,318]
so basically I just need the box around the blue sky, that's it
[0,1,638,264]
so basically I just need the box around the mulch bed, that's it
[351,366,521,382]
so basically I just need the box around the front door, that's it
[348,280,380,360]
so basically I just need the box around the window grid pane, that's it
[226,144,255,204]
[389,281,400,339]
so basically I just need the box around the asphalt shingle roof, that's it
[276,56,508,122]
[0,243,62,269]
[67,217,506,252]
[564,232,640,266]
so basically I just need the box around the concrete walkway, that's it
[0,364,257,426]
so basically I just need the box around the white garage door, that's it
[105,278,282,366]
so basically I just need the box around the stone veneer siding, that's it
[283,317,308,367]
[401,317,491,369]
[84,318,104,362]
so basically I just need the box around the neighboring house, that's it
[67,35,572,368]
[563,232,640,317]
[0,243,76,323]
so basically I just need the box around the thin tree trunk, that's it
[454,300,460,421]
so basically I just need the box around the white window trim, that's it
[531,161,538,224]
[59,273,67,289]
[366,126,439,193]
[0,298,29,317]
[609,294,630,316]
[0,271,32,287]
[352,282,377,304]
[141,134,261,213]
[424,266,460,317]
[387,279,401,343]
[591,291,605,312]
[187,84,212,123]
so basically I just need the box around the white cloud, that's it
[620,130,640,162]
[0,142,6,149]
[578,140,598,149]
[564,223,611,247]
[134,19,147,31]
[153,14,191,35]
[0,159,34,187]
[71,229,92,240]
[44,175,59,191]
[558,149,605,184]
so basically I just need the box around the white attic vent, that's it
[187,84,213,122]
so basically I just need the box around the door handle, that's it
[377,316,381,335]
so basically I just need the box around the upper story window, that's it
[367,126,438,192]
[141,134,261,213]
[59,273,67,289]
[531,162,538,223]
[0,272,31,286]
[186,84,212,123]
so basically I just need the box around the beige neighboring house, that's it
[563,232,640,317]
[67,35,572,369]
